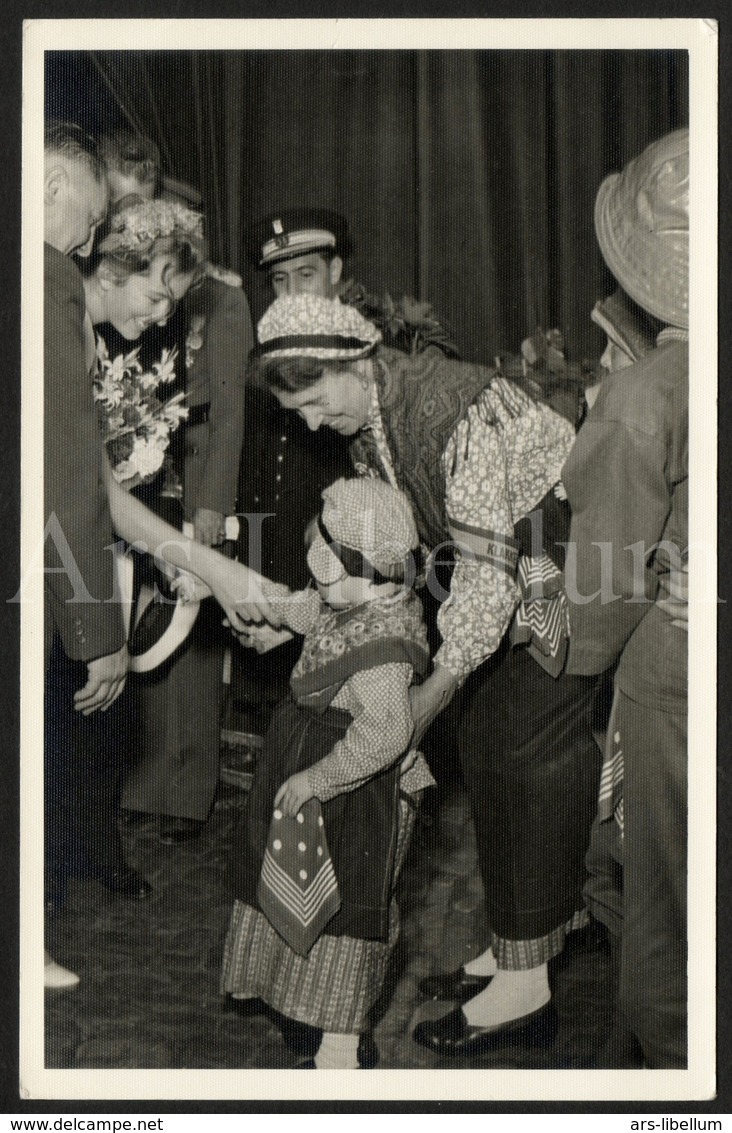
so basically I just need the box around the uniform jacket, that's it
[183,276,253,518]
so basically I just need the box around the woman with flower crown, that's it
[81,194,207,348]
[46,194,212,925]
[82,203,273,627]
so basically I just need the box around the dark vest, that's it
[349,348,574,676]
[350,347,499,550]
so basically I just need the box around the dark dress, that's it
[118,280,252,822]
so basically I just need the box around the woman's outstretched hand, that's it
[103,464,285,631]
[207,558,284,632]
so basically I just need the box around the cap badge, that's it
[271,218,290,250]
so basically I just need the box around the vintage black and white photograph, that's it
[19,17,717,1103]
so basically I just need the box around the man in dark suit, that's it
[44,127,149,977]
[43,122,126,694]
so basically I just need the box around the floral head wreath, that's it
[98,197,205,258]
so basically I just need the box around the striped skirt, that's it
[221,795,418,1034]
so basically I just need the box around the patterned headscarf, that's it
[307,477,418,586]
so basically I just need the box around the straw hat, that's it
[594,128,689,329]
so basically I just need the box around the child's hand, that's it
[274,771,315,817]
[231,623,294,652]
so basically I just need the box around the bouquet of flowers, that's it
[339,280,462,359]
[93,337,189,485]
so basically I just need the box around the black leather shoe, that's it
[279,1017,322,1057]
[159,816,203,845]
[419,966,494,1003]
[358,1031,379,1068]
[96,867,152,900]
[412,1002,558,1057]
[223,995,267,1019]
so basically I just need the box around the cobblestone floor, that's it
[45,775,614,1072]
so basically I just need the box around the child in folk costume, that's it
[221,476,433,1069]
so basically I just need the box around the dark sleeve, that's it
[44,247,125,662]
[187,281,253,515]
[563,413,670,676]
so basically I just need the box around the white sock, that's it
[315,1031,360,1069]
[462,963,550,1028]
[463,947,498,978]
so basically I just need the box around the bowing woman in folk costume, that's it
[246,293,601,1057]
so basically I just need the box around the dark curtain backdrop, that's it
[46,49,687,363]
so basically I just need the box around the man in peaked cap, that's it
[246,207,354,301]
[246,205,459,357]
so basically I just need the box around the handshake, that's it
[226,622,295,653]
